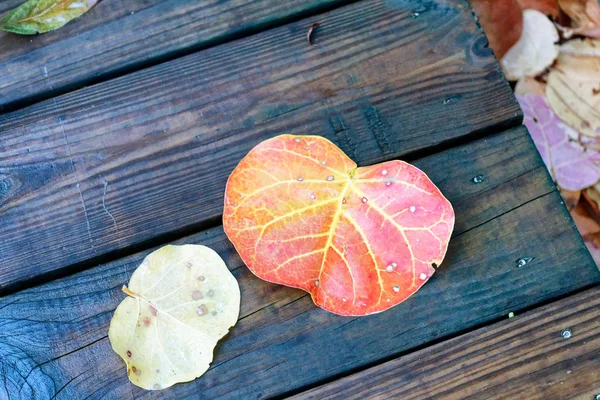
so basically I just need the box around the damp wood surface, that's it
[291,286,600,400]
[0,0,521,293]
[1,0,599,399]
[0,0,349,112]
[0,127,599,399]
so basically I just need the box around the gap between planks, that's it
[285,282,600,400]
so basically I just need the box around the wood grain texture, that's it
[0,0,521,292]
[293,287,600,400]
[0,0,348,111]
[0,127,597,399]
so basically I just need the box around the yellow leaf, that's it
[0,0,99,35]
[108,245,240,390]
[501,10,559,81]
[547,51,600,137]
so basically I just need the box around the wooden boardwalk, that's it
[0,0,598,398]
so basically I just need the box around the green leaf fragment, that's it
[0,0,99,35]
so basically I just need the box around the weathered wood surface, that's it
[0,0,521,293]
[0,0,349,112]
[1,127,598,399]
[293,286,600,400]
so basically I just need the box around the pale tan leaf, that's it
[560,38,600,56]
[547,52,600,137]
[108,245,240,390]
[515,77,547,96]
[501,10,559,81]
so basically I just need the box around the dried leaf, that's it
[560,38,600,57]
[560,188,582,209]
[223,135,454,316]
[470,0,524,59]
[501,10,559,81]
[517,94,600,190]
[558,0,600,28]
[547,51,600,137]
[572,196,600,232]
[556,23,600,39]
[515,77,547,96]
[0,0,99,35]
[570,199,600,267]
[108,245,240,390]
[583,184,600,219]
[518,0,559,17]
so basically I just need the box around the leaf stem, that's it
[122,285,137,298]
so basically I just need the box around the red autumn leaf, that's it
[470,0,524,59]
[223,135,454,316]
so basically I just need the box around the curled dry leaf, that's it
[0,0,99,35]
[584,184,600,220]
[557,0,600,39]
[558,0,600,31]
[560,188,582,209]
[108,245,240,390]
[223,135,454,317]
[559,38,600,57]
[570,198,600,268]
[547,50,600,137]
[470,0,523,59]
[501,10,559,81]
[518,94,600,190]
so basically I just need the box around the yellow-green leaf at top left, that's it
[0,0,99,35]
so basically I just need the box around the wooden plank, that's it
[292,287,600,400]
[0,0,521,292]
[0,0,348,112]
[1,127,597,399]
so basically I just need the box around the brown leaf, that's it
[560,189,582,209]
[518,0,559,16]
[584,185,600,219]
[470,0,524,59]
[571,199,600,268]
